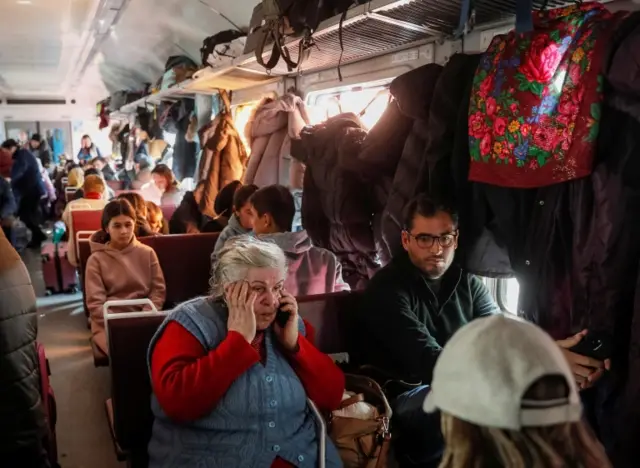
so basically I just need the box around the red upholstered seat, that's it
[140,232,220,307]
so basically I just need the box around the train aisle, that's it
[22,248,124,468]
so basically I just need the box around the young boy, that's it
[213,183,258,254]
[249,184,350,296]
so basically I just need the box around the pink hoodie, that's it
[85,231,166,354]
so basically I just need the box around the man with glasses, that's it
[355,194,499,385]
[353,194,499,467]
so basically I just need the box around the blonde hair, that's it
[68,167,84,188]
[210,236,287,299]
[438,377,611,468]
[83,174,105,194]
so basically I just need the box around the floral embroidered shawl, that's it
[468,3,617,188]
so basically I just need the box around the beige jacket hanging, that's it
[197,91,248,218]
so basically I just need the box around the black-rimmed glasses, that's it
[405,231,458,249]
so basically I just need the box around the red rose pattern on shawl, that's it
[468,3,618,188]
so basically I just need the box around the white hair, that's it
[210,235,287,298]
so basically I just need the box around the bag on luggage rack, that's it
[200,29,247,67]
[252,0,365,71]
[329,374,392,468]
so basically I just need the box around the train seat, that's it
[140,232,219,308]
[105,291,361,466]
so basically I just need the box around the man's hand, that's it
[557,330,610,390]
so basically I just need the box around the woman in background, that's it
[146,201,169,235]
[151,164,185,206]
[85,199,165,355]
[169,180,239,234]
[67,167,84,197]
[118,192,156,237]
[77,135,102,163]
[62,175,108,267]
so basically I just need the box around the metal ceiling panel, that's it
[241,15,428,75]
[377,0,581,32]
[238,0,599,78]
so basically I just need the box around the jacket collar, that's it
[84,191,102,200]
[393,251,463,304]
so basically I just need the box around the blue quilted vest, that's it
[146,297,342,468]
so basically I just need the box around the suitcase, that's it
[36,342,59,468]
[41,241,78,294]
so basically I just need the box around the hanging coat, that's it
[291,113,377,290]
[353,98,412,265]
[245,93,310,188]
[0,230,48,460]
[197,112,247,218]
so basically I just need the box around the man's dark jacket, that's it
[352,252,499,384]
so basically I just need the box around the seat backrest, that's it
[77,237,93,275]
[108,313,165,452]
[140,232,219,306]
[78,238,94,316]
[70,210,103,235]
[297,291,363,354]
[160,204,177,223]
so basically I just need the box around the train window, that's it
[163,132,177,147]
[233,102,258,153]
[499,278,520,315]
[307,83,391,130]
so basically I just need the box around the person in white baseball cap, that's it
[424,314,611,468]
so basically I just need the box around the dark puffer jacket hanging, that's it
[346,100,411,265]
[291,113,377,290]
[380,63,443,259]
[0,230,48,462]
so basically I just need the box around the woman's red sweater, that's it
[150,321,344,468]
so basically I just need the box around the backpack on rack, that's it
[252,0,365,72]
[200,30,247,67]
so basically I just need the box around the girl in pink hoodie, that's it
[85,198,166,354]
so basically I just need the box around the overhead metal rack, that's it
[116,0,594,115]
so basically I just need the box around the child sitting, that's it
[213,183,258,254]
[146,201,169,234]
[85,199,166,354]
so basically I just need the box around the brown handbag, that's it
[329,374,393,468]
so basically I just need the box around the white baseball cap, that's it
[423,314,582,430]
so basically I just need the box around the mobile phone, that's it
[568,331,612,361]
[275,307,291,327]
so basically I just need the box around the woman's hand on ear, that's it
[274,291,299,352]
[225,281,257,343]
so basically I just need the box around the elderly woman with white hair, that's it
[147,236,345,468]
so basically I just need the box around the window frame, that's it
[497,278,519,315]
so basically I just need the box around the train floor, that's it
[22,247,124,468]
